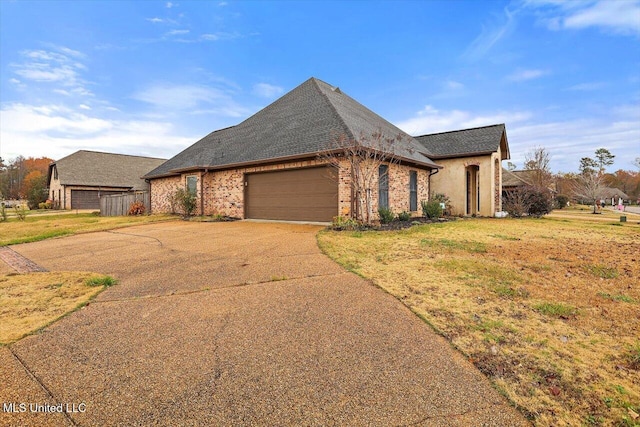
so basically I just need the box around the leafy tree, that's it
[579,157,598,175]
[594,148,614,173]
[25,171,48,209]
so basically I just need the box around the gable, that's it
[51,151,166,190]
[415,124,510,160]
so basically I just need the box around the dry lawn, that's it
[318,214,640,426]
[0,212,176,246]
[0,272,116,344]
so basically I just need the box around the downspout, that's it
[145,179,151,214]
[428,168,439,199]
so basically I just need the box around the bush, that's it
[0,203,6,222]
[378,207,395,224]
[128,200,146,216]
[38,202,52,210]
[421,200,443,219]
[527,187,553,217]
[555,194,569,209]
[14,205,27,221]
[504,186,553,218]
[397,211,411,221]
[431,193,452,214]
[172,188,197,218]
[331,215,361,230]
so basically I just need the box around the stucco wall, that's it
[149,159,432,220]
[430,152,502,217]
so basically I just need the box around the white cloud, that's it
[218,1,228,6]
[507,69,549,82]
[166,2,175,8]
[146,17,164,23]
[79,104,91,110]
[166,29,190,36]
[566,82,607,91]
[9,78,21,84]
[132,84,228,110]
[0,102,194,160]
[463,5,518,60]
[527,0,640,36]
[252,83,284,98]
[445,80,464,90]
[10,47,92,96]
[395,105,532,136]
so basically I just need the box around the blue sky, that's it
[1,0,638,172]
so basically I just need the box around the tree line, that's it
[0,156,54,208]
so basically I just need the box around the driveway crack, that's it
[9,347,78,426]
[105,230,163,246]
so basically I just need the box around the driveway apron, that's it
[1,222,528,426]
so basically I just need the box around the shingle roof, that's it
[50,150,166,190]
[600,187,629,199]
[414,124,509,159]
[145,77,439,179]
[502,169,535,188]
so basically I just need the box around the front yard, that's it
[318,214,639,426]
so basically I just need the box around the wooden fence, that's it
[100,191,150,216]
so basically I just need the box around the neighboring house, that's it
[144,77,441,222]
[600,187,629,205]
[48,150,166,209]
[502,169,535,193]
[414,125,510,217]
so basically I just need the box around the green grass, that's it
[585,264,619,279]
[85,275,118,287]
[598,292,636,303]
[533,302,578,318]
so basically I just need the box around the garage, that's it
[245,167,338,222]
[70,190,122,209]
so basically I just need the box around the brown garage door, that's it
[71,190,122,209]
[245,167,338,222]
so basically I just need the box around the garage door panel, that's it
[71,190,123,210]
[245,167,338,222]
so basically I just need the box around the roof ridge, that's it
[311,78,356,142]
[415,123,504,138]
[61,150,166,161]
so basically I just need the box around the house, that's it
[414,124,510,217]
[144,77,441,222]
[502,169,535,193]
[48,150,166,210]
[600,187,629,205]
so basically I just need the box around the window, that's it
[378,165,389,209]
[409,170,418,211]
[186,175,197,195]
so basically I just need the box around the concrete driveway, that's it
[1,221,528,426]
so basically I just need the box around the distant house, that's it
[600,187,629,205]
[145,77,441,222]
[48,150,166,210]
[415,124,510,217]
[502,169,535,193]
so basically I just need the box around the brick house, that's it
[48,150,166,210]
[144,78,442,222]
[415,125,510,217]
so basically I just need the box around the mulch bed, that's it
[330,217,454,232]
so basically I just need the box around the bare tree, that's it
[634,157,640,170]
[572,171,605,214]
[319,130,411,224]
[524,146,553,189]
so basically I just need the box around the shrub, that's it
[0,203,6,222]
[128,200,146,216]
[14,205,27,221]
[173,188,197,218]
[378,207,395,224]
[38,202,52,210]
[554,194,569,209]
[504,186,553,218]
[528,187,553,217]
[421,200,442,219]
[431,193,452,214]
[397,211,411,221]
[85,275,118,287]
[331,215,361,230]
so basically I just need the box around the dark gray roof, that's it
[414,124,510,160]
[145,77,439,179]
[50,150,166,190]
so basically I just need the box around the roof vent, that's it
[333,87,342,94]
